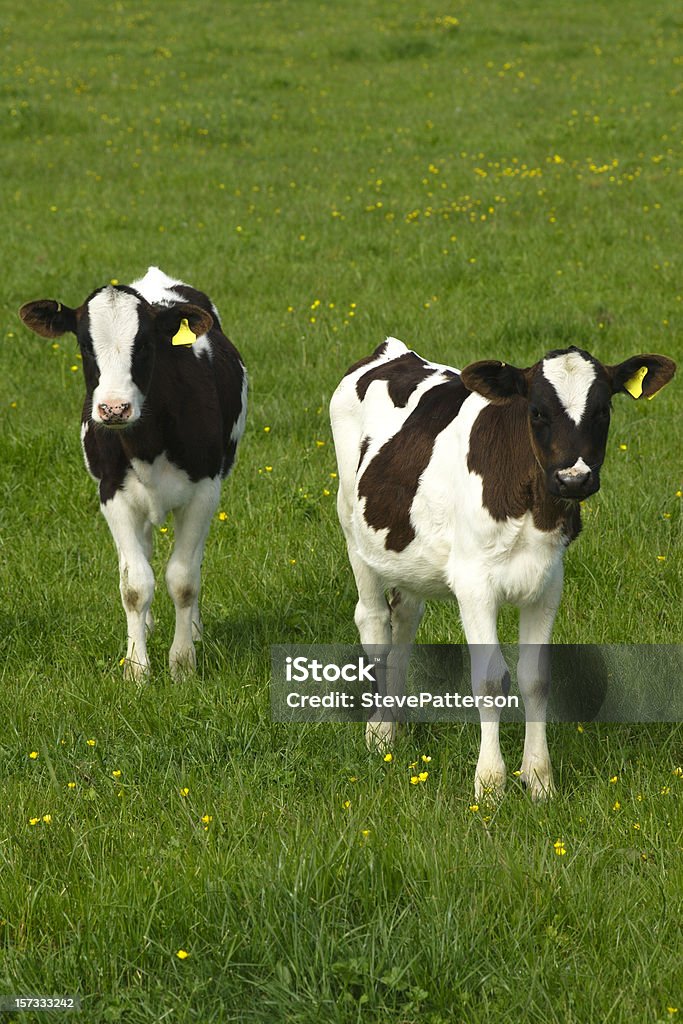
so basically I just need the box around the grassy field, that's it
[1,0,682,1021]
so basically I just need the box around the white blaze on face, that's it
[542,351,596,426]
[88,288,145,423]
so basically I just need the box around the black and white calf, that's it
[20,267,247,679]
[330,338,675,799]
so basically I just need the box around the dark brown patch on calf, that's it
[344,340,388,377]
[467,400,581,539]
[359,378,470,551]
[356,352,437,407]
[176,585,196,608]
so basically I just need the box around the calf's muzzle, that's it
[97,401,132,425]
[552,465,596,499]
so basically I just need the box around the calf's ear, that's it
[608,354,676,400]
[460,360,529,402]
[155,303,213,342]
[19,300,79,338]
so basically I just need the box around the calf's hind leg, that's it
[341,545,395,751]
[382,588,425,732]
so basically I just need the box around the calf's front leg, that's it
[166,478,220,679]
[517,563,564,801]
[101,493,155,681]
[455,581,508,799]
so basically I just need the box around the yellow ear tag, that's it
[171,318,196,346]
[623,365,648,399]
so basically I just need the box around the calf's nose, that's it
[97,401,132,424]
[554,465,592,495]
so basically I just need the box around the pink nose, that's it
[97,401,132,424]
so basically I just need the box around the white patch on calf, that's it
[125,454,207,526]
[88,288,145,423]
[558,456,591,478]
[230,372,249,446]
[80,420,98,481]
[542,350,596,426]
[130,266,179,304]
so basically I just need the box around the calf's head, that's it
[19,286,213,427]
[461,346,676,500]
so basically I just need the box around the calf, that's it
[330,338,675,799]
[20,267,247,679]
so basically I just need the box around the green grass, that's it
[1,0,682,1020]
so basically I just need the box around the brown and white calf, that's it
[330,338,675,799]
[20,267,247,679]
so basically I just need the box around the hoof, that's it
[123,657,150,682]
[519,763,556,802]
[170,645,197,680]
[365,719,397,753]
[474,763,507,802]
